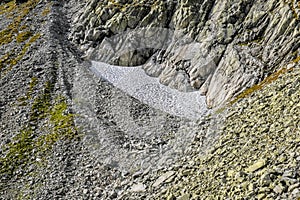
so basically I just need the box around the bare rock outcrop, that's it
[71,0,300,107]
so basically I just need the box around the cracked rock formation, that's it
[71,0,300,107]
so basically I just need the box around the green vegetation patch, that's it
[0,0,39,46]
[0,52,11,70]
[37,97,77,151]
[17,77,38,105]
[0,0,41,76]
[30,81,53,122]
[293,55,300,63]
[0,79,79,178]
[0,96,78,177]
[99,0,152,12]
[237,37,264,46]
[0,1,16,16]
[0,128,34,176]
[288,0,299,20]
[0,33,40,76]
[230,51,300,106]
[16,31,33,43]
[282,0,299,20]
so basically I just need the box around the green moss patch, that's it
[288,0,299,20]
[29,81,53,122]
[0,0,39,46]
[16,31,33,43]
[230,51,300,106]
[293,55,300,63]
[0,1,16,16]
[0,0,41,75]
[1,33,40,77]
[237,37,264,46]
[0,94,78,177]
[37,97,78,151]
[1,77,78,180]
[0,128,34,176]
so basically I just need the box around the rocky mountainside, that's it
[0,0,299,199]
[71,0,300,108]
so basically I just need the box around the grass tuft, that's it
[230,67,293,105]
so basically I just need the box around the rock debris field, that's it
[1,0,300,199]
[72,59,210,178]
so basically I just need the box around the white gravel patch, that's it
[91,61,208,119]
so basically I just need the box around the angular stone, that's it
[273,184,285,194]
[288,183,300,192]
[93,30,106,41]
[235,171,247,182]
[178,193,190,200]
[245,159,267,173]
[260,173,272,186]
[256,193,266,200]
[83,189,88,194]
[153,171,175,187]
[131,183,146,192]
[291,188,300,196]
[227,170,235,177]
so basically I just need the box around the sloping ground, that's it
[0,0,83,198]
[90,61,208,119]
[1,0,300,200]
[105,65,299,200]
[0,1,211,199]
[151,66,300,199]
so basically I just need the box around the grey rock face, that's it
[71,0,300,108]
